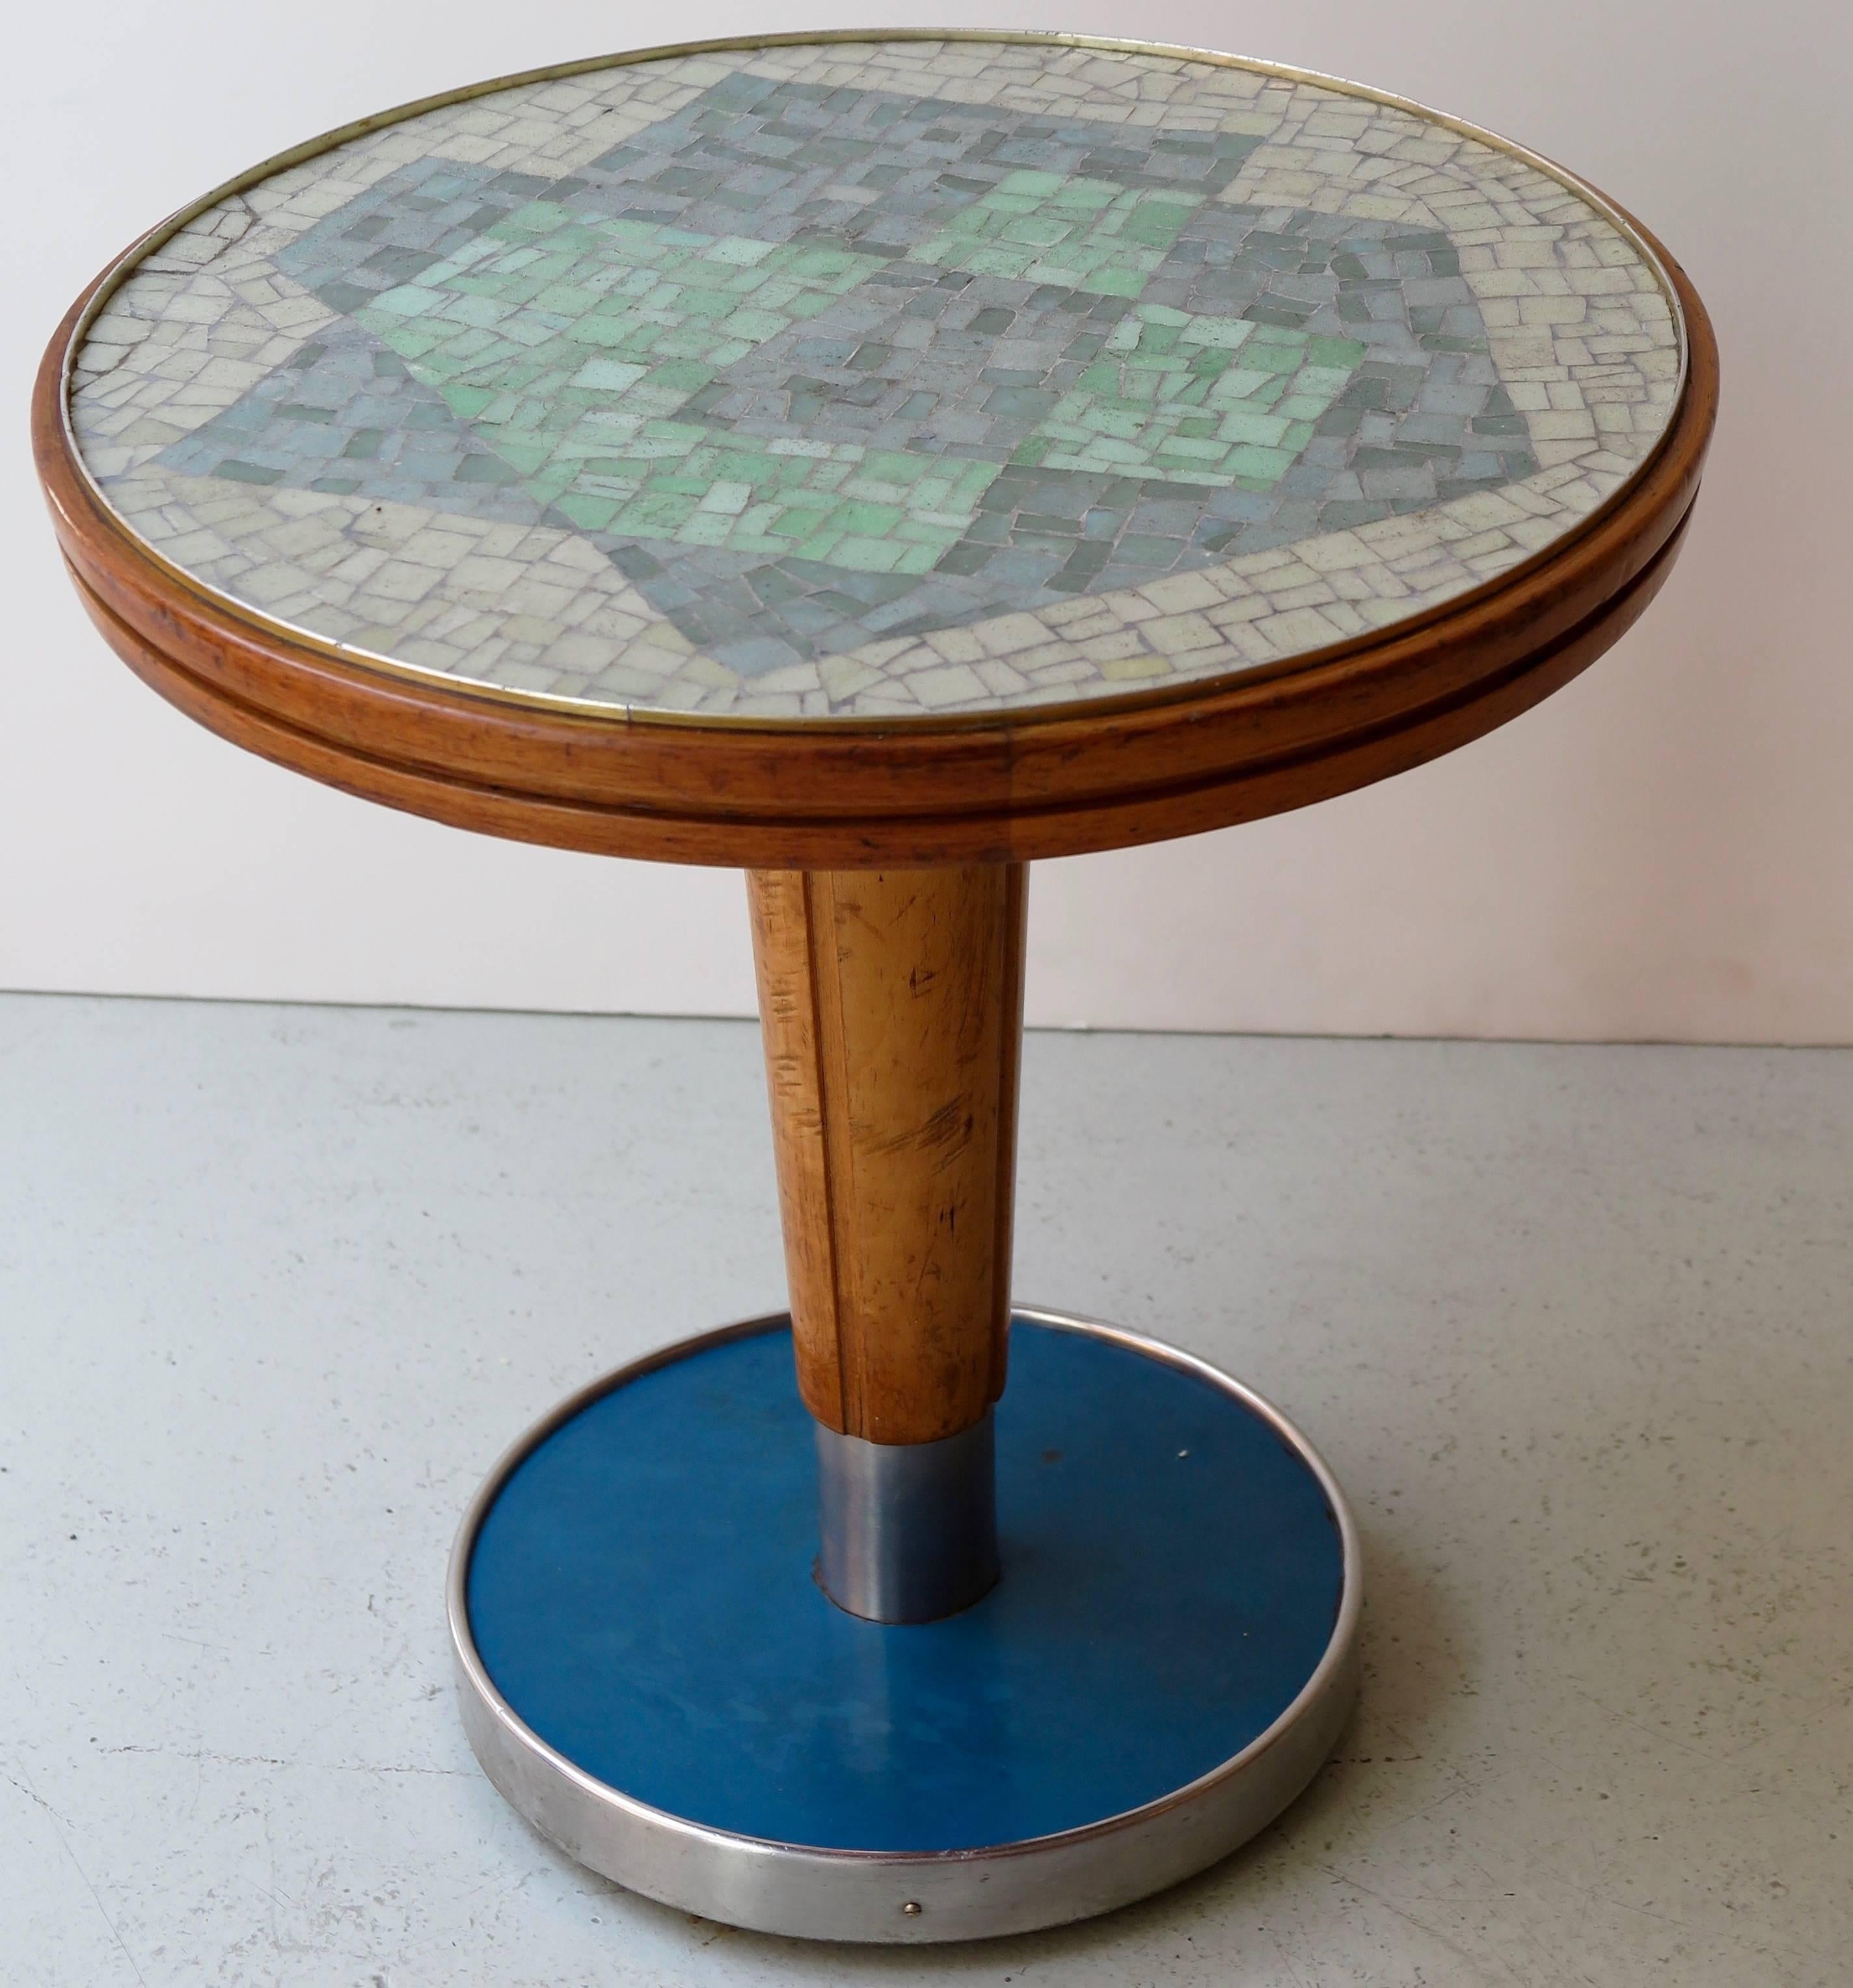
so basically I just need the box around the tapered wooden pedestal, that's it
[748,865,1025,1447]
[748,865,1025,1620]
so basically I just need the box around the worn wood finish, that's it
[33,219,1716,872]
[748,866,1025,1444]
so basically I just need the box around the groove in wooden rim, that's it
[33,34,1717,867]
[46,491,1699,866]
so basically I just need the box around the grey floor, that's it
[2,993,1848,1987]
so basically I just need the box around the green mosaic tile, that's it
[906,172,1203,297]
[66,38,1678,715]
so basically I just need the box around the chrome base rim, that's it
[448,1306,1362,1944]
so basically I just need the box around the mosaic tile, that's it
[70,39,1683,717]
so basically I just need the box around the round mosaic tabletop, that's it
[57,33,1692,726]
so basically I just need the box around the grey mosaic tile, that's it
[71,38,1683,718]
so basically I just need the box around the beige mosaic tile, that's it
[67,38,1684,721]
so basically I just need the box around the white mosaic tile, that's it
[68,38,1684,719]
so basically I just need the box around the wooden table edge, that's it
[33,174,1717,871]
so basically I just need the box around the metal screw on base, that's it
[814,1412,1000,1623]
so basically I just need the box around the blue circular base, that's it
[463,1315,1347,1866]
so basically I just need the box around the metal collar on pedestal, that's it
[814,1411,999,1624]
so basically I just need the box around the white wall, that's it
[4,1,1846,1041]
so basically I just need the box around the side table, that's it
[34,32,1714,1943]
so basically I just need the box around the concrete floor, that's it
[1,992,1848,1986]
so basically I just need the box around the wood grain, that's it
[748,866,1025,1443]
[32,215,1717,871]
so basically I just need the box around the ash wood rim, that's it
[33,33,1718,868]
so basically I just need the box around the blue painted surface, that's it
[467,1321,1344,1853]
